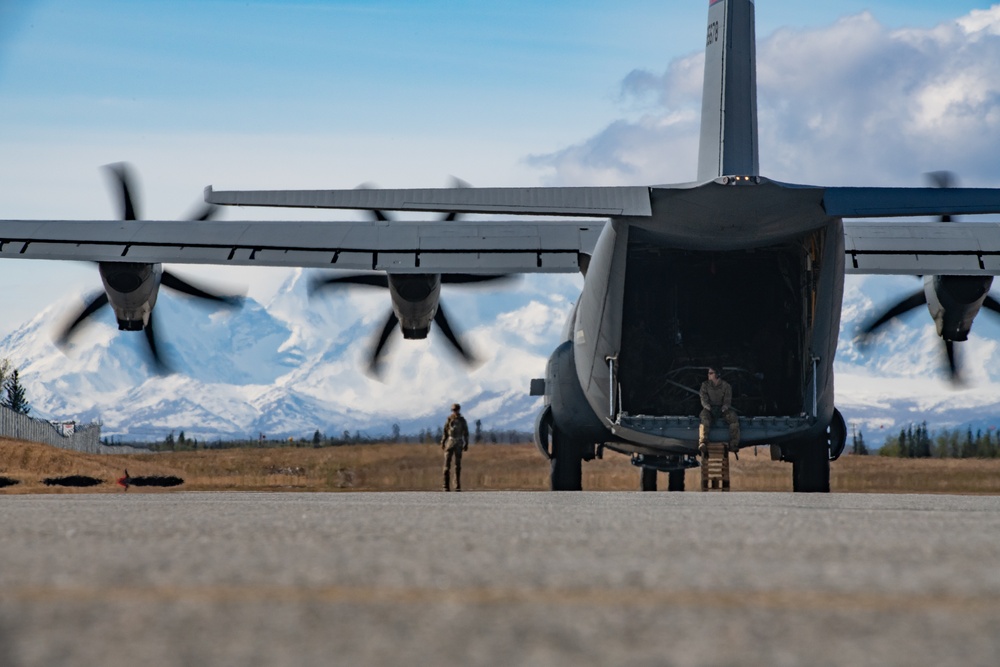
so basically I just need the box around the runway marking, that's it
[6,584,1000,614]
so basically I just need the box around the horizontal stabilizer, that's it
[204,185,653,218]
[825,187,1000,218]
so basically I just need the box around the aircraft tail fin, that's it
[697,0,759,181]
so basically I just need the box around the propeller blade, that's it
[161,270,243,307]
[189,202,220,221]
[104,163,139,220]
[861,290,927,337]
[308,273,390,295]
[926,170,957,190]
[56,292,110,345]
[441,177,472,222]
[982,294,1000,316]
[433,301,479,367]
[367,310,400,378]
[354,183,391,222]
[925,170,957,222]
[143,312,171,375]
[945,339,960,382]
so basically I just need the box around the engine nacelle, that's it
[387,274,441,339]
[926,275,994,342]
[98,262,161,331]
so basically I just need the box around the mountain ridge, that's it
[3,271,1000,443]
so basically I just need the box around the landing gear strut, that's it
[791,441,830,493]
[549,427,584,491]
[632,454,697,492]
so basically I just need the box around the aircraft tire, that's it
[549,428,583,491]
[640,467,657,491]
[792,441,830,493]
[667,469,685,492]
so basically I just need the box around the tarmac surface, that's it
[1,491,999,667]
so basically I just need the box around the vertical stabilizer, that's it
[697,0,759,181]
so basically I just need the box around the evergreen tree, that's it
[973,429,985,458]
[855,430,868,455]
[984,431,998,459]
[962,427,975,458]
[898,428,908,458]
[2,369,30,415]
[0,357,11,403]
[475,419,483,444]
[916,422,931,458]
[391,423,401,443]
[312,429,322,445]
[949,431,961,458]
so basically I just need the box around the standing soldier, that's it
[698,366,740,456]
[441,403,469,491]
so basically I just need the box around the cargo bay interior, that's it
[617,242,813,418]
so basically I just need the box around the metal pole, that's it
[606,355,618,420]
[811,355,820,417]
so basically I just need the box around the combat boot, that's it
[443,475,450,492]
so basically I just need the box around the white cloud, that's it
[530,8,1000,188]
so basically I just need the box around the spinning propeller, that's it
[308,181,515,377]
[56,163,243,373]
[857,171,1000,381]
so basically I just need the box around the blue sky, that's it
[1,1,991,140]
[0,1,998,331]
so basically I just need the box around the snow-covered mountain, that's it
[0,269,579,441]
[3,268,1000,444]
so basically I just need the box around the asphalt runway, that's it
[1,492,999,667]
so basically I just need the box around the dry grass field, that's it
[3,437,1000,494]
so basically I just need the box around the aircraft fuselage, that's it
[543,178,844,457]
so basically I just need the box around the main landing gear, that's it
[549,426,585,491]
[791,442,830,492]
[632,454,698,492]
[771,437,830,492]
[781,409,846,493]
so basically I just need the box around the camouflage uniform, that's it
[699,378,740,452]
[441,405,469,491]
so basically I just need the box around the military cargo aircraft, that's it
[3,0,1000,492]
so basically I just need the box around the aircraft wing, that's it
[0,218,604,273]
[844,220,1000,275]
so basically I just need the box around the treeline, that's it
[878,422,1000,459]
[114,419,533,451]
